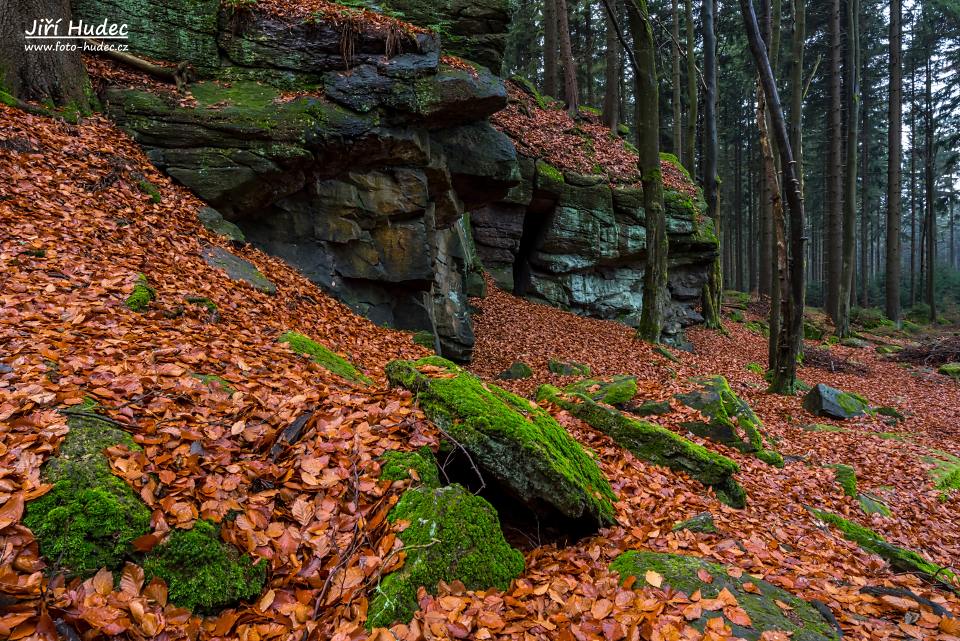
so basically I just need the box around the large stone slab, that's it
[802,384,869,419]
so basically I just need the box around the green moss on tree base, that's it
[279,331,372,384]
[367,484,524,628]
[610,551,840,640]
[379,447,441,488]
[143,520,265,612]
[124,273,156,312]
[386,357,616,526]
[537,384,746,508]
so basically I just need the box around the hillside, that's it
[2,102,960,640]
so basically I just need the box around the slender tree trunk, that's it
[910,66,918,306]
[739,0,805,394]
[826,0,843,323]
[584,2,595,106]
[602,2,621,131]
[837,0,859,336]
[672,0,683,155]
[544,0,559,97]
[556,0,580,116]
[789,0,805,201]
[683,0,697,174]
[735,131,745,290]
[860,57,870,308]
[886,0,902,322]
[0,0,92,109]
[702,0,721,328]
[925,55,936,321]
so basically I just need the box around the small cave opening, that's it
[512,201,555,297]
[436,442,601,551]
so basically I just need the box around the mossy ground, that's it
[829,464,858,497]
[279,331,372,384]
[367,484,524,628]
[386,357,616,526]
[537,384,746,508]
[379,447,441,488]
[143,519,265,612]
[922,449,960,496]
[124,273,156,312]
[610,551,839,640]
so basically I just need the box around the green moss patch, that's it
[746,362,765,377]
[386,357,616,527]
[676,376,783,468]
[548,359,591,377]
[565,376,638,407]
[922,449,960,496]
[610,551,840,641]
[829,464,858,498]
[379,447,441,488]
[939,363,960,379]
[143,519,265,612]
[628,399,672,417]
[24,412,150,577]
[279,331,372,384]
[412,330,436,350]
[809,508,955,586]
[802,423,847,433]
[124,273,156,312]
[367,484,524,628]
[497,361,533,380]
[538,384,746,508]
[672,512,717,534]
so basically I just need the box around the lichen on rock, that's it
[279,331,372,384]
[537,384,746,508]
[143,519,265,612]
[367,483,524,628]
[386,356,617,527]
[675,376,784,467]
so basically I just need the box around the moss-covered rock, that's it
[802,423,847,433]
[939,362,960,379]
[857,493,892,517]
[24,411,151,577]
[386,357,616,527]
[829,464,858,498]
[379,447,441,488]
[197,206,246,243]
[497,361,533,380]
[802,384,869,419]
[809,508,956,586]
[875,344,903,355]
[745,320,769,337]
[671,512,717,534]
[547,358,591,377]
[610,551,840,641]
[124,273,155,312]
[564,376,637,406]
[922,449,960,496]
[627,399,672,417]
[412,330,437,350]
[143,519,265,612]
[537,384,746,508]
[200,246,276,295]
[279,331,372,384]
[840,337,869,349]
[367,484,524,628]
[675,376,784,467]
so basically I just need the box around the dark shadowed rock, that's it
[802,384,869,419]
[200,247,276,295]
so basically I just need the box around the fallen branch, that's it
[83,39,194,92]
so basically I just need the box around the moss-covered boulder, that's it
[809,508,956,587]
[201,246,276,295]
[672,512,717,534]
[675,376,784,467]
[143,519,265,612]
[610,551,840,641]
[565,376,637,407]
[279,331,372,384]
[939,362,960,379]
[197,206,245,243]
[386,357,616,528]
[547,359,591,377]
[379,447,441,488]
[802,384,869,419]
[367,484,524,628]
[497,361,533,380]
[537,385,746,508]
[24,410,151,577]
[626,399,672,417]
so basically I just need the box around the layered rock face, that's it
[470,157,719,339]
[79,0,518,360]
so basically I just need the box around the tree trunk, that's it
[626,0,668,343]
[683,0,697,174]
[584,2,595,106]
[544,0,559,97]
[836,0,859,337]
[739,0,805,394]
[910,65,917,306]
[556,0,579,116]
[885,0,902,323]
[825,0,843,323]
[602,1,620,131]
[0,0,91,108]
[860,49,870,309]
[672,0,683,155]
[925,55,936,322]
[701,0,721,328]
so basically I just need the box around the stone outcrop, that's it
[82,1,519,361]
[470,156,719,341]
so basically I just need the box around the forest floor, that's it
[2,106,960,641]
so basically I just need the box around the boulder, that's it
[367,484,523,628]
[672,512,717,534]
[610,551,841,641]
[497,361,533,380]
[386,357,617,529]
[197,206,245,243]
[802,384,869,419]
[547,359,591,377]
[200,246,276,295]
[939,362,960,379]
[676,376,784,467]
[537,385,746,508]
[279,331,372,384]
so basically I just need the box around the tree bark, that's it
[885,0,902,322]
[556,0,579,116]
[602,1,620,131]
[544,0,559,97]
[925,55,936,321]
[701,0,721,329]
[672,0,683,156]
[0,0,91,108]
[837,0,859,337]
[825,0,843,323]
[683,0,697,174]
